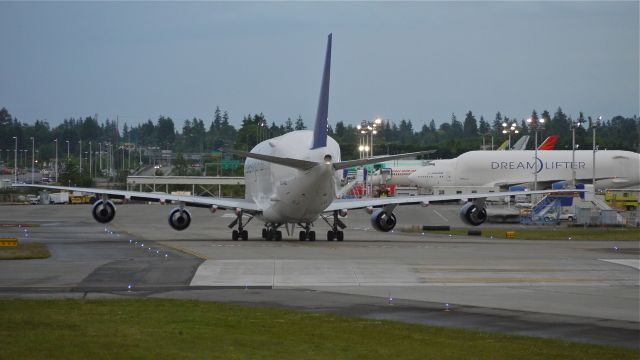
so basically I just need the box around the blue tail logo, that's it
[311,33,331,150]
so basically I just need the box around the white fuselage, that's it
[369,166,420,186]
[244,130,342,223]
[408,150,640,190]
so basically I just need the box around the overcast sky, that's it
[1,1,638,130]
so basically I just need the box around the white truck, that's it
[49,192,69,204]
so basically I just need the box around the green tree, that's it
[478,116,490,134]
[492,112,503,132]
[173,152,189,176]
[463,111,478,137]
[156,116,176,149]
[284,118,294,132]
[59,159,92,187]
[294,115,306,130]
[450,113,463,138]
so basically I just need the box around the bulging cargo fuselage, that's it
[408,150,640,190]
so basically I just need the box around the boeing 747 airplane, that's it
[14,34,567,239]
[408,149,640,191]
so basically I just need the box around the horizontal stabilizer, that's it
[333,150,435,170]
[220,148,318,171]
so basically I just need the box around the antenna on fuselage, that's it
[311,33,332,150]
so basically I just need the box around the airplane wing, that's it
[325,189,580,212]
[12,184,261,212]
[491,176,618,190]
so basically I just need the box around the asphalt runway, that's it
[0,204,638,348]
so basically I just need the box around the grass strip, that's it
[0,243,51,260]
[0,299,636,359]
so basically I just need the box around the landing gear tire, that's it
[308,231,316,241]
[262,228,267,239]
[275,231,282,241]
[232,230,239,241]
[241,230,248,241]
[336,231,344,242]
[299,231,306,241]
[327,231,335,241]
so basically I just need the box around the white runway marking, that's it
[432,209,449,222]
[599,259,640,270]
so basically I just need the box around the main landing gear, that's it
[322,211,346,241]
[229,210,253,241]
[262,223,283,241]
[298,223,316,241]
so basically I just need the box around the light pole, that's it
[66,140,70,161]
[356,122,368,159]
[78,140,82,174]
[526,113,546,191]
[99,142,102,173]
[570,114,586,188]
[54,139,58,183]
[30,137,34,184]
[590,116,601,190]
[371,117,381,157]
[501,121,519,150]
[89,141,92,180]
[479,130,494,150]
[13,137,17,183]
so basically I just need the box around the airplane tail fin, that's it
[538,135,559,150]
[511,135,530,150]
[496,140,509,151]
[311,33,332,150]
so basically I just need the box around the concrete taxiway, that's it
[0,204,638,348]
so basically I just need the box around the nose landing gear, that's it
[262,223,283,241]
[297,223,316,241]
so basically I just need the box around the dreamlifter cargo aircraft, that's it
[369,135,560,187]
[14,34,567,240]
[408,149,640,191]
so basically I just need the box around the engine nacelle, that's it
[459,202,487,226]
[168,208,192,231]
[339,209,348,217]
[370,209,397,232]
[92,200,116,224]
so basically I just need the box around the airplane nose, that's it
[407,172,418,184]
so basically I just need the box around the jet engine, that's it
[92,200,116,224]
[370,209,397,232]
[459,202,487,226]
[168,208,191,231]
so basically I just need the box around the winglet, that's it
[311,33,332,150]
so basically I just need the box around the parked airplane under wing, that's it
[13,34,578,241]
[408,150,640,191]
